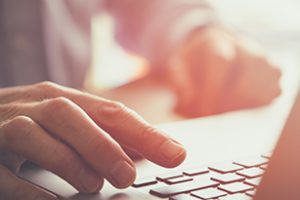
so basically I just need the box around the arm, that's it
[104,0,281,118]
[104,0,216,65]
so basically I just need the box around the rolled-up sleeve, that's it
[104,0,217,65]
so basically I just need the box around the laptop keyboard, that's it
[132,153,271,200]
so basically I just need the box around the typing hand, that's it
[0,82,186,200]
[167,26,282,117]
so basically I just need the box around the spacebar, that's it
[149,179,219,198]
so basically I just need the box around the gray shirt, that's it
[0,0,49,87]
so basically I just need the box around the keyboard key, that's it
[191,188,227,199]
[150,178,219,198]
[170,194,199,200]
[209,162,243,173]
[156,172,183,182]
[132,177,157,188]
[165,176,193,185]
[233,157,268,168]
[237,168,264,178]
[218,182,253,194]
[183,167,209,176]
[246,189,256,197]
[244,177,261,187]
[211,173,245,184]
[219,193,251,200]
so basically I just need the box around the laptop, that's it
[18,78,300,200]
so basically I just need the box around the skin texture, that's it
[167,26,282,117]
[0,82,186,200]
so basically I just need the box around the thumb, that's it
[0,165,58,200]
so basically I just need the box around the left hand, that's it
[167,25,282,117]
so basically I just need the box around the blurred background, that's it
[81,0,300,124]
[87,0,300,90]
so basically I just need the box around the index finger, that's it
[45,87,187,168]
[95,101,187,168]
[69,93,186,167]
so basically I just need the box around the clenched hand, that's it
[167,26,282,117]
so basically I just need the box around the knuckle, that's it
[138,125,159,152]
[99,101,129,127]
[40,97,75,122]
[106,101,126,114]
[45,97,74,112]
[34,81,61,99]
[1,116,34,146]
[6,116,34,132]
[36,81,59,91]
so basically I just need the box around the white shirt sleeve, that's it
[104,0,217,65]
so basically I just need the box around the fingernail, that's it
[110,160,136,188]
[160,140,186,161]
[79,168,100,192]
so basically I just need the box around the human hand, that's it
[0,82,186,199]
[167,26,281,117]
